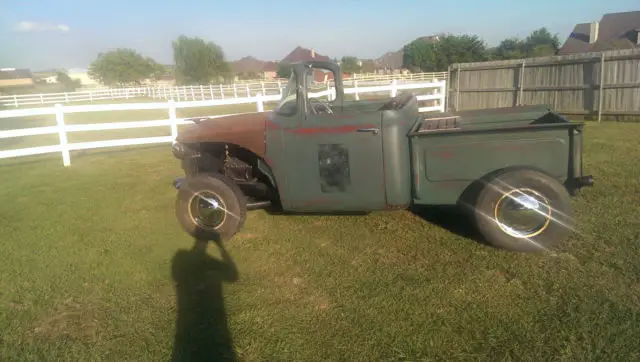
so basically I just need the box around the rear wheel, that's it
[175,173,247,241]
[471,169,573,252]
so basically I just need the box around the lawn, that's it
[0,119,639,361]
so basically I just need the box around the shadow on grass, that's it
[409,205,490,246]
[171,238,239,362]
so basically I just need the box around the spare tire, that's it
[471,169,574,252]
[175,173,247,241]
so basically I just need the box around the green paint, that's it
[178,61,589,212]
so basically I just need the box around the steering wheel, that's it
[308,97,333,115]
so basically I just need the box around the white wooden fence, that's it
[0,72,448,108]
[0,80,446,166]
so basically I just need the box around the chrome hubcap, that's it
[189,191,227,230]
[494,188,551,238]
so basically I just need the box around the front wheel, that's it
[471,169,574,253]
[175,173,247,241]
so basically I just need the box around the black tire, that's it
[175,173,247,241]
[471,169,573,252]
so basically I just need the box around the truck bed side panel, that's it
[410,127,573,205]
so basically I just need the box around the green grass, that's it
[0,120,639,361]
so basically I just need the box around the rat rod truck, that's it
[171,60,593,252]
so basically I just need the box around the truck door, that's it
[282,64,386,212]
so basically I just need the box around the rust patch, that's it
[177,112,268,157]
[434,151,454,159]
[289,123,377,135]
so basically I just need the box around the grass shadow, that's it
[171,238,239,362]
[410,205,490,247]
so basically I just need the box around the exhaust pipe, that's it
[577,175,594,188]
[173,177,185,189]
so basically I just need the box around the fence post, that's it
[455,65,461,111]
[354,80,359,101]
[219,85,224,99]
[245,85,250,98]
[55,103,71,166]
[209,84,214,99]
[439,80,447,112]
[261,82,266,95]
[598,53,605,123]
[40,94,44,104]
[199,85,204,100]
[517,61,526,106]
[168,99,178,143]
[256,92,264,112]
[390,79,398,97]
[233,84,238,98]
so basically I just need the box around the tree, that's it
[172,35,230,85]
[403,34,488,72]
[55,71,81,91]
[492,37,527,60]
[524,27,560,56]
[88,48,163,86]
[276,63,292,78]
[491,28,561,61]
[340,56,361,74]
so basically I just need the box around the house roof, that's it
[559,11,640,54]
[0,68,33,80]
[231,56,267,74]
[281,46,330,63]
[262,61,278,72]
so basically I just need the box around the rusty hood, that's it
[176,111,270,157]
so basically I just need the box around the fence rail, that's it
[0,72,448,108]
[0,79,446,166]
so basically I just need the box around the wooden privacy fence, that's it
[0,79,446,167]
[447,48,640,121]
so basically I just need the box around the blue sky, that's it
[0,0,637,70]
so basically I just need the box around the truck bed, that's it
[407,105,584,205]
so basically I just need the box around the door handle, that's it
[356,128,380,135]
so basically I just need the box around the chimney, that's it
[311,49,315,58]
[589,22,599,44]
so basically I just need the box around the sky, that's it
[0,0,637,71]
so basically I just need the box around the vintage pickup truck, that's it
[171,60,593,252]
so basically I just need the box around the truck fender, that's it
[257,158,278,191]
[458,165,562,210]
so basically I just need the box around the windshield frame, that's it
[275,72,298,116]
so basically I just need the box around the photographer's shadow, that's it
[171,238,238,362]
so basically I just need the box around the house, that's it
[231,57,280,80]
[33,70,60,84]
[0,68,35,89]
[262,61,278,80]
[559,11,640,54]
[281,46,331,63]
[67,68,99,87]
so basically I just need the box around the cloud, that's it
[13,21,70,33]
